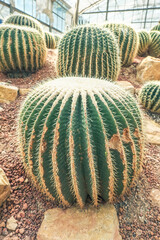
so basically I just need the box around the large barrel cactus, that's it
[151,24,160,32]
[102,23,139,66]
[139,81,160,113]
[54,34,61,48]
[148,31,160,57]
[4,13,44,36]
[45,31,56,49]
[57,26,120,81]
[18,77,144,208]
[0,25,47,74]
[137,30,151,56]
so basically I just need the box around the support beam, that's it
[144,0,150,28]
[105,0,109,21]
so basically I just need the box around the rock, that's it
[19,228,25,234]
[0,168,11,207]
[0,83,18,103]
[117,81,135,95]
[150,189,160,207]
[19,88,31,96]
[137,56,160,84]
[37,203,122,240]
[6,216,17,231]
[16,210,25,219]
[0,221,5,228]
[22,203,28,210]
[0,106,4,112]
[143,117,160,145]
[2,228,8,236]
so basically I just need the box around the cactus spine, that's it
[139,81,160,113]
[0,25,47,74]
[18,77,144,208]
[148,31,160,58]
[4,13,44,36]
[57,26,120,81]
[45,31,56,49]
[137,30,151,56]
[102,23,139,66]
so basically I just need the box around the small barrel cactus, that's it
[102,23,139,66]
[148,31,160,58]
[151,24,160,32]
[45,31,56,49]
[137,30,151,56]
[139,81,160,113]
[54,34,61,48]
[4,13,44,36]
[57,26,120,81]
[0,24,47,74]
[18,77,144,208]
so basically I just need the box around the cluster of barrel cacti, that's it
[57,25,121,81]
[18,77,144,207]
[0,13,60,75]
[139,81,160,113]
[101,23,139,66]
[137,30,151,56]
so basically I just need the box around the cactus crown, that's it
[149,31,160,58]
[57,25,120,81]
[137,30,151,56]
[0,24,46,74]
[4,13,44,36]
[102,23,139,66]
[45,31,56,49]
[151,24,160,32]
[18,77,143,208]
[139,81,160,113]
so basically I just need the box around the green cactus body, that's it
[57,26,120,81]
[102,23,139,66]
[148,31,160,58]
[45,31,56,49]
[0,25,47,74]
[139,81,160,113]
[18,77,144,208]
[137,30,151,56]
[54,34,61,48]
[151,24,160,32]
[4,13,44,36]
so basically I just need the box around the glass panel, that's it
[15,0,24,11]
[25,0,33,15]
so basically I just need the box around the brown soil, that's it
[0,52,159,240]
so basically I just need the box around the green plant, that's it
[137,30,151,56]
[57,26,120,81]
[54,34,61,48]
[4,13,44,36]
[102,23,139,66]
[45,31,56,49]
[0,24,47,74]
[151,24,160,32]
[148,31,160,58]
[18,77,144,208]
[139,81,160,113]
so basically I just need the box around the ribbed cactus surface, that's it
[137,30,151,56]
[4,13,44,36]
[18,77,143,208]
[151,24,160,32]
[45,31,56,49]
[102,23,139,66]
[148,31,160,58]
[139,81,160,113]
[57,26,120,81]
[54,34,61,48]
[0,25,47,74]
